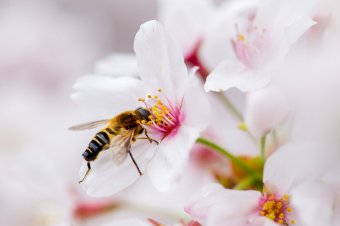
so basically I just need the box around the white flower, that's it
[244,85,290,138]
[101,218,202,226]
[158,0,214,57]
[94,53,139,78]
[73,20,210,196]
[203,0,317,92]
[185,143,338,226]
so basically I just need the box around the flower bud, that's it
[244,85,289,137]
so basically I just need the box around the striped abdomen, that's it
[82,128,117,161]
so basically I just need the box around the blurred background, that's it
[3,0,339,225]
[0,0,159,225]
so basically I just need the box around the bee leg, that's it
[144,130,159,145]
[128,150,142,176]
[79,162,91,183]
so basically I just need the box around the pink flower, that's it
[72,21,210,196]
[203,0,317,92]
[185,143,339,226]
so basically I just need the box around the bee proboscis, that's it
[69,107,158,183]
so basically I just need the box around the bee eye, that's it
[137,107,151,121]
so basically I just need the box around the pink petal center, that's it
[139,89,184,139]
[231,23,271,70]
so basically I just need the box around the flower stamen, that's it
[138,88,184,138]
[258,193,294,226]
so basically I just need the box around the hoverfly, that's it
[69,107,158,183]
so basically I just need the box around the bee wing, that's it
[69,119,110,131]
[108,129,135,165]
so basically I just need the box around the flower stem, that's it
[197,137,262,178]
[260,134,267,160]
[234,176,259,190]
[216,93,243,121]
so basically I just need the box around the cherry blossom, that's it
[72,20,210,196]
[185,143,338,226]
[203,0,317,92]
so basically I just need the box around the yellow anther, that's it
[283,195,289,201]
[148,115,153,119]
[157,88,162,92]
[141,120,146,124]
[238,34,246,41]
[260,211,265,216]
[138,98,145,102]
[279,213,284,219]
[278,220,283,225]
[147,94,152,98]
[287,207,292,212]
[136,120,140,124]
[291,220,295,224]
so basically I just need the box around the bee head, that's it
[136,107,152,122]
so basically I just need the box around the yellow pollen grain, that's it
[138,98,145,102]
[291,220,296,224]
[157,88,162,92]
[278,220,283,225]
[279,213,284,219]
[287,207,292,212]
[238,34,246,41]
[147,94,152,98]
[154,95,158,99]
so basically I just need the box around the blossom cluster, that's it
[70,0,340,226]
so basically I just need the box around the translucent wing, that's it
[68,119,110,131]
[108,128,135,165]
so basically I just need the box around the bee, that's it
[69,107,158,183]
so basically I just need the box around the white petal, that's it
[80,141,157,197]
[186,184,261,226]
[182,69,211,130]
[158,0,214,56]
[94,53,138,78]
[248,217,280,226]
[204,60,271,92]
[134,20,189,101]
[263,143,331,193]
[147,126,200,192]
[199,0,260,70]
[254,0,317,54]
[71,75,145,119]
[102,219,150,226]
[206,205,249,226]
[244,85,290,138]
[290,181,334,226]
[255,0,317,36]
[185,183,227,223]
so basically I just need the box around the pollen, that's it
[238,34,246,41]
[258,193,294,226]
[137,89,183,137]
